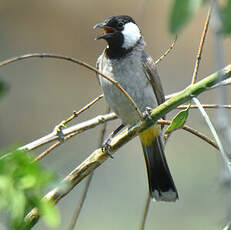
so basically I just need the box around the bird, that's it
[94,15,178,201]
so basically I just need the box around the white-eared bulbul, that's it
[94,15,178,201]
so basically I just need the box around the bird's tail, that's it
[139,125,178,201]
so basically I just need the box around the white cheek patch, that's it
[122,22,141,49]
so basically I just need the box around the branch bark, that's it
[24,64,231,229]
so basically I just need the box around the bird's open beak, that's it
[94,21,116,40]
[93,22,106,29]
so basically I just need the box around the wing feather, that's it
[142,52,165,106]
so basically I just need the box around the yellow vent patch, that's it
[139,125,160,146]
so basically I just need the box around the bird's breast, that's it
[98,54,157,125]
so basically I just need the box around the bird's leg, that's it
[102,123,125,158]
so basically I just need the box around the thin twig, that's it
[63,94,103,126]
[140,194,151,230]
[19,113,117,152]
[68,106,109,230]
[177,104,231,109]
[68,173,93,230]
[21,103,231,157]
[34,132,77,162]
[183,5,212,115]
[182,125,218,149]
[35,142,60,162]
[34,95,104,161]
[35,112,220,162]
[0,53,143,119]
[191,6,211,84]
[35,102,226,162]
[158,120,218,150]
[155,36,177,65]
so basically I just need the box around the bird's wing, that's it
[142,51,165,106]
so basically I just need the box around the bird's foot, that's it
[101,138,114,159]
[54,121,66,142]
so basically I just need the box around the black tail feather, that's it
[141,136,178,201]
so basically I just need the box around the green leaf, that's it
[0,175,11,208]
[18,175,37,189]
[0,148,58,229]
[169,0,204,34]
[11,190,26,222]
[166,108,189,133]
[221,0,231,34]
[0,175,11,190]
[0,80,9,99]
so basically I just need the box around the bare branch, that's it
[34,110,219,162]
[20,102,231,158]
[25,116,219,228]
[155,36,177,65]
[140,194,151,230]
[33,101,225,161]
[0,53,143,119]
[177,104,231,109]
[19,113,117,152]
[158,120,218,150]
[68,106,109,230]
[24,64,231,228]
[63,94,103,126]
[34,95,104,161]
[34,132,77,162]
[191,6,211,84]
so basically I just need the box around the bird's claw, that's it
[101,138,114,159]
[54,121,66,142]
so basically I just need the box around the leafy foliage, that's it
[169,0,231,34]
[166,108,189,133]
[221,0,231,34]
[169,0,205,33]
[0,149,59,230]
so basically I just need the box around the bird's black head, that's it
[94,15,142,58]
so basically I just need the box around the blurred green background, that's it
[0,0,231,229]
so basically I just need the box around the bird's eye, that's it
[117,22,124,29]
